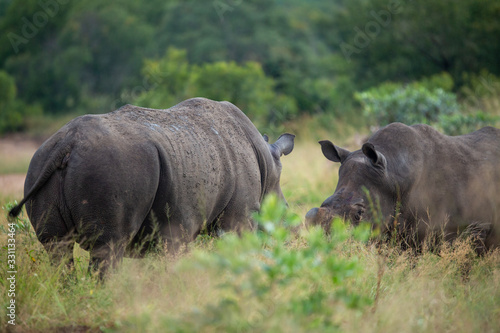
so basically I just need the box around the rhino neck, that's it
[242,127,272,203]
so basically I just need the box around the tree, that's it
[0,70,42,133]
[134,48,297,126]
[327,0,500,89]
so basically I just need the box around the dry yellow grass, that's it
[1,132,499,332]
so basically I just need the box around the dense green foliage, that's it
[0,0,499,134]
[0,70,41,133]
[356,73,500,134]
[355,75,458,125]
[133,48,297,125]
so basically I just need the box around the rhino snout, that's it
[305,207,334,231]
[305,199,366,230]
[305,207,319,222]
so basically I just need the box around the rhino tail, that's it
[9,145,72,218]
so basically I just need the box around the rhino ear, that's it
[263,134,269,143]
[362,143,386,169]
[271,133,295,157]
[319,140,350,163]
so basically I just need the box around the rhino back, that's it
[106,98,266,228]
[370,123,500,237]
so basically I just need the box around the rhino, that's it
[305,123,500,251]
[9,98,295,273]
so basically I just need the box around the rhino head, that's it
[263,133,295,203]
[305,140,397,231]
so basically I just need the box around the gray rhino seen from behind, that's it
[306,123,500,251]
[9,98,295,274]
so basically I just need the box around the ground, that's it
[0,135,40,198]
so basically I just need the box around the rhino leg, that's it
[25,171,76,269]
[77,211,147,277]
[126,212,162,258]
[163,223,191,254]
[74,207,151,277]
[126,205,190,258]
[216,196,259,234]
[462,222,492,254]
[160,206,200,254]
[28,205,76,270]
[43,239,75,270]
[88,242,126,279]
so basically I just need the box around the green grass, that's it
[0,136,499,332]
[1,202,498,332]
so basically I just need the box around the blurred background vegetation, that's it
[1,3,500,331]
[0,0,499,136]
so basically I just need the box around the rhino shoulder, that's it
[172,97,219,110]
[115,104,136,112]
[370,123,421,147]
[378,122,423,137]
[471,126,500,139]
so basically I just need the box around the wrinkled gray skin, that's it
[9,98,295,274]
[306,123,500,251]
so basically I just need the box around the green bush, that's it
[355,72,499,135]
[417,72,455,92]
[0,71,42,134]
[438,112,499,136]
[134,48,298,127]
[168,194,373,331]
[355,80,458,126]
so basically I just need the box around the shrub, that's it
[0,71,42,134]
[438,112,499,136]
[168,194,374,331]
[354,72,500,135]
[417,72,454,92]
[134,48,298,128]
[355,81,458,126]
